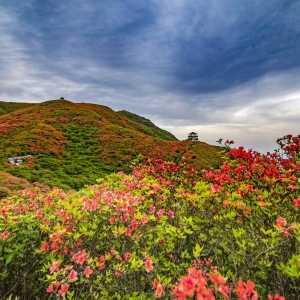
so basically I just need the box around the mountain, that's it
[0,99,223,194]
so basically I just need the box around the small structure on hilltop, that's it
[8,155,32,166]
[59,97,65,100]
[187,132,199,142]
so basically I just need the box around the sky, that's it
[0,0,300,152]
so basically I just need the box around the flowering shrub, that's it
[0,135,299,299]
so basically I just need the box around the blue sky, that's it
[1,0,300,151]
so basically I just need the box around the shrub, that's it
[0,135,299,299]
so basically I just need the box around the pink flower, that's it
[211,184,221,193]
[293,198,300,207]
[72,250,88,265]
[49,260,61,274]
[46,284,54,294]
[144,256,154,273]
[152,279,165,298]
[268,294,285,300]
[168,210,175,219]
[83,266,93,278]
[68,270,78,282]
[123,251,131,262]
[83,198,98,211]
[58,283,69,297]
[219,284,231,299]
[0,230,10,240]
[46,281,61,294]
[275,216,287,229]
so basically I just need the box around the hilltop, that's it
[0,99,223,194]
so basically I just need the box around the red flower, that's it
[40,241,50,252]
[83,266,93,278]
[72,250,88,265]
[144,256,154,273]
[293,198,300,208]
[235,280,258,300]
[211,184,221,193]
[58,283,69,297]
[68,270,78,282]
[209,272,226,286]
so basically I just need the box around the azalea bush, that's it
[0,134,300,299]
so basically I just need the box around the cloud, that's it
[0,1,300,152]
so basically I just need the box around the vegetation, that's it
[0,100,223,193]
[118,110,177,141]
[0,134,299,299]
[0,101,34,116]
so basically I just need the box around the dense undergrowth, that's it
[0,134,299,299]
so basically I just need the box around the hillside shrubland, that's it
[0,134,299,299]
[0,100,222,192]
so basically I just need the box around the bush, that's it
[0,135,300,299]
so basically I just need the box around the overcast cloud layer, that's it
[0,0,300,152]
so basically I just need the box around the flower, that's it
[209,272,226,286]
[268,294,285,300]
[293,198,300,208]
[72,250,88,265]
[0,230,10,241]
[83,266,93,278]
[46,284,54,294]
[152,279,165,298]
[58,283,69,297]
[235,280,258,300]
[144,256,154,273]
[97,255,106,270]
[68,270,78,282]
[83,198,98,211]
[211,184,221,193]
[49,260,61,274]
[275,216,287,229]
[219,284,231,299]
[40,241,50,252]
[123,251,131,262]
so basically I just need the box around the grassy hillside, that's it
[0,99,223,192]
[118,110,177,141]
[0,101,34,116]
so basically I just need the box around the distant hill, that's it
[0,101,34,115]
[0,99,223,193]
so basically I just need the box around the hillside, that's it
[0,101,34,116]
[117,110,177,141]
[0,99,223,193]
